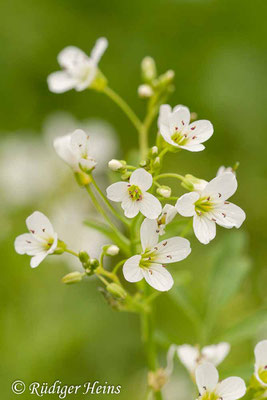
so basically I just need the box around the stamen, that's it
[212,218,216,222]
[218,193,222,198]
[156,230,160,234]
[154,246,158,250]
[167,255,172,259]
[26,240,31,244]
[149,269,153,275]
[42,228,46,232]
[192,135,196,139]
[30,230,35,234]
[224,201,229,204]
[181,120,185,126]
[222,213,226,218]
[163,241,167,246]
[191,126,196,130]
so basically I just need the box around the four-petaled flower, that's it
[176,173,246,244]
[123,218,191,291]
[48,37,108,93]
[158,104,214,152]
[156,204,177,235]
[177,343,230,375]
[14,211,58,268]
[54,129,97,173]
[106,168,162,219]
[254,340,267,387]
[196,362,246,400]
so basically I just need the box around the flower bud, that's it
[139,160,147,167]
[62,271,83,284]
[151,146,158,155]
[89,258,99,270]
[156,186,171,198]
[74,171,92,186]
[54,239,67,255]
[105,245,120,256]
[108,159,125,171]
[138,84,153,98]
[106,283,127,299]
[153,157,161,168]
[79,250,90,268]
[181,174,207,192]
[141,56,157,82]
[148,368,168,392]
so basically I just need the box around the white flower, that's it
[123,218,191,291]
[177,343,230,375]
[196,362,246,400]
[158,104,213,152]
[106,245,120,256]
[138,84,153,98]
[108,159,124,171]
[106,168,162,219]
[217,166,236,176]
[54,129,97,173]
[156,204,177,235]
[47,37,108,93]
[176,173,246,244]
[14,212,58,268]
[254,340,267,387]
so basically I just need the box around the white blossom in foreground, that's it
[48,37,108,93]
[217,166,236,176]
[106,168,162,219]
[54,129,96,173]
[123,218,191,291]
[254,340,267,387]
[177,343,230,375]
[196,362,246,400]
[156,204,177,235]
[176,173,246,244]
[158,104,213,152]
[14,212,58,268]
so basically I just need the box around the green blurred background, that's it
[0,0,266,398]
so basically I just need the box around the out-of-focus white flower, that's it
[123,218,191,292]
[158,104,213,152]
[54,129,96,173]
[177,343,230,375]
[217,165,236,176]
[176,173,246,244]
[138,84,153,98]
[14,211,58,268]
[108,159,124,171]
[106,168,162,219]
[195,362,246,400]
[156,204,177,235]
[47,38,108,93]
[254,340,267,387]
[151,146,158,155]
[106,245,120,256]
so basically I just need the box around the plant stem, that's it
[154,173,185,182]
[65,248,79,257]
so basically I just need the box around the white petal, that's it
[47,71,77,93]
[193,215,216,244]
[57,46,88,69]
[255,340,267,368]
[195,362,219,395]
[217,166,235,177]
[140,218,159,252]
[26,211,55,241]
[123,255,143,282]
[177,345,199,373]
[176,192,199,217]
[70,129,89,158]
[169,106,191,131]
[90,37,108,64]
[163,204,177,224]
[165,344,177,376]
[179,143,205,152]
[154,237,191,263]
[14,233,44,255]
[158,104,172,128]
[160,123,176,146]
[216,377,246,400]
[139,192,162,219]
[202,173,238,201]
[187,120,213,144]
[129,168,152,191]
[143,264,174,292]
[53,134,78,170]
[30,252,48,268]
[106,182,129,202]
[121,197,140,218]
[202,342,230,366]
[212,202,246,229]
[79,158,96,172]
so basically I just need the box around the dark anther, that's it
[222,213,226,218]
[191,126,196,130]
[163,241,167,246]
[218,193,222,198]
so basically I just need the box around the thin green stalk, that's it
[90,175,130,227]
[65,248,79,257]
[154,173,185,182]
[112,259,126,274]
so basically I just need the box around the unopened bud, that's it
[138,84,153,98]
[90,258,99,270]
[151,146,158,155]
[106,283,127,299]
[141,56,157,82]
[155,70,175,88]
[62,271,83,284]
[54,239,67,255]
[74,171,92,186]
[153,157,161,168]
[108,159,125,171]
[148,368,168,392]
[79,250,90,268]
[181,174,207,192]
[156,186,171,198]
[105,245,120,256]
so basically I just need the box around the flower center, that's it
[201,392,219,400]
[258,367,267,384]
[128,185,143,201]
[44,238,55,250]
[194,196,214,215]
[171,128,189,146]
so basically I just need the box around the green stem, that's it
[65,248,79,257]
[154,173,185,182]
[90,175,130,226]
[112,259,126,274]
